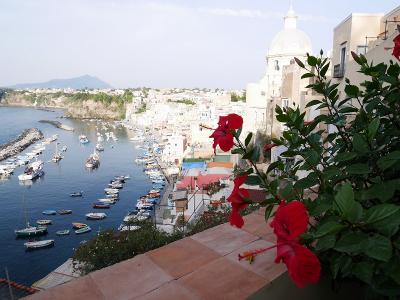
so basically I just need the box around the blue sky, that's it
[0,0,398,88]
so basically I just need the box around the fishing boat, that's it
[85,151,100,169]
[86,212,107,220]
[70,191,83,197]
[18,161,44,181]
[97,198,117,204]
[56,230,70,236]
[36,220,52,225]
[79,135,89,144]
[61,146,67,152]
[49,134,58,142]
[93,203,111,209]
[57,209,72,215]
[42,210,57,215]
[108,183,123,189]
[75,226,91,234]
[105,194,119,199]
[72,222,88,229]
[24,239,54,250]
[15,224,48,237]
[95,143,104,152]
[104,187,119,193]
[52,143,63,163]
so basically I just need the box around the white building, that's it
[244,5,312,135]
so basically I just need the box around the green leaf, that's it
[353,133,369,154]
[352,262,374,284]
[245,175,261,186]
[315,234,336,251]
[377,151,400,171]
[320,63,330,77]
[251,145,261,162]
[264,204,274,221]
[314,221,345,238]
[346,163,370,175]
[364,234,392,262]
[301,73,314,79]
[231,148,245,155]
[331,254,352,279]
[335,231,368,254]
[364,204,400,225]
[367,118,380,141]
[344,84,360,97]
[335,152,357,162]
[294,172,319,189]
[245,132,253,147]
[334,184,363,223]
[305,99,322,108]
[338,106,358,114]
[370,210,400,237]
[294,57,305,68]
[307,56,318,67]
[266,161,280,174]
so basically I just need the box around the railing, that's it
[333,64,345,78]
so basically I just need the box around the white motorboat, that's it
[79,135,89,144]
[85,151,100,168]
[24,239,54,249]
[104,188,119,194]
[95,143,104,152]
[18,161,44,181]
[86,212,107,220]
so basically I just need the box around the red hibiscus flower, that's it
[264,143,278,151]
[239,201,321,288]
[210,114,243,153]
[393,34,400,61]
[227,175,249,228]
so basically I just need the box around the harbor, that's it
[0,106,153,286]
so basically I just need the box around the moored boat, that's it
[36,219,52,225]
[58,209,72,215]
[72,222,88,229]
[79,135,89,144]
[18,161,44,181]
[85,151,100,169]
[42,210,57,215]
[97,198,117,204]
[86,212,107,220]
[15,225,48,237]
[56,230,70,236]
[70,191,83,197]
[75,226,91,234]
[93,203,111,209]
[24,239,54,250]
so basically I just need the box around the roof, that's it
[0,279,37,299]
[213,155,231,162]
[171,190,187,201]
[176,174,231,190]
[207,161,233,168]
[181,161,206,172]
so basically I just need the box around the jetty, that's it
[0,128,43,161]
[39,120,74,131]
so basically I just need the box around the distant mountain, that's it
[10,75,112,89]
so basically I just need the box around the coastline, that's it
[0,128,44,161]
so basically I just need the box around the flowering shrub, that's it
[210,32,400,298]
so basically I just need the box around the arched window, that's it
[274,60,280,71]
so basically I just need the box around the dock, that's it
[31,259,81,291]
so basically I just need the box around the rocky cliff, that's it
[0,91,128,120]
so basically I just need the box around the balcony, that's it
[333,64,345,78]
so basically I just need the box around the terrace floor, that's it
[25,209,286,300]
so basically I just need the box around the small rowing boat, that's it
[58,209,72,215]
[86,213,107,220]
[24,239,54,250]
[56,230,70,236]
[42,210,57,215]
[72,222,88,229]
[36,220,52,225]
[75,226,91,234]
[70,191,83,197]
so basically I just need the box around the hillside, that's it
[9,75,112,90]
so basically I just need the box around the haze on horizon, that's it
[1,0,398,89]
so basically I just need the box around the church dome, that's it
[268,6,312,56]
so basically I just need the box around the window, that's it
[340,44,346,70]
[356,45,367,55]
[274,60,280,71]
[282,98,289,108]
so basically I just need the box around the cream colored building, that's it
[332,6,400,95]
[244,4,312,135]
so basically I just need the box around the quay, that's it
[0,128,43,161]
[38,120,74,131]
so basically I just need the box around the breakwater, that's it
[0,128,44,161]
[39,120,74,131]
